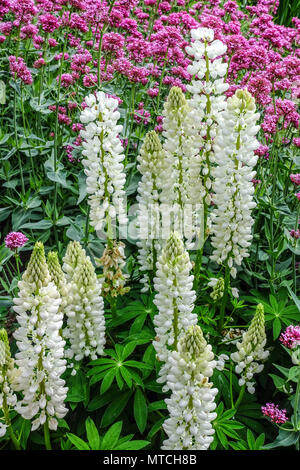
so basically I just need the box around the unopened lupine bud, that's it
[48,251,68,309]
[231,304,269,393]
[161,325,217,450]
[208,277,224,301]
[13,242,68,431]
[0,329,18,430]
[62,241,86,282]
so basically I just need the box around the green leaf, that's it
[20,219,52,230]
[134,388,148,433]
[67,433,90,450]
[121,341,137,360]
[85,417,100,450]
[101,421,123,450]
[114,440,149,450]
[263,430,300,449]
[101,392,131,428]
[273,317,282,340]
[100,368,116,394]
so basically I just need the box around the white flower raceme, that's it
[186,27,229,208]
[137,130,165,291]
[153,232,197,365]
[0,329,18,437]
[231,303,269,393]
[210,89,260,278]
[162,325,217,450]
[13,242,68,431]
[161,87,204,242]
[64,255,106,361]
[80,91,127,234]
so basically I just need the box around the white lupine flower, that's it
[210,89,260,277]
[0,422,7,438]
[137,130,165,291]
[162,325,217,450]
[13,242,68,431]
[186,28,229,207]
[153,232,197,367]
[64,255,106,361]
[161,87,204,241]
[231,304,269,393]
[80,91,127,233]
[215,354,229,371]
[0,329,18,438]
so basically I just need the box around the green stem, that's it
[218,265,230,333]
[43,421,52,450]
[234,384,246,410]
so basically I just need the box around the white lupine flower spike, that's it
[162,325,218,450]
[80,91,127,235]
[64,253,106,362]
[231,303,269,394]
[13,242,68,432]
[161,87,204,243]
[210,89,260,279]
[153,232,197,365]
[137,130,165,291]
[186,27,229,209]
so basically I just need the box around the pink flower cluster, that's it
[4,231,28,250]
[279,325,300,349]
[261,403,288,424]
[9,55,32,85]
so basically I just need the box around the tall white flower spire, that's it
[13,242,68,432]
[210,89,260,278]
[185,27,229,208]
[153,232,197,364]
[162,325,217,450]
[136,130,165,291]
[64,254,106,361]
[80,91,127,236]
[231,303,269,393]
[161,87,204,242]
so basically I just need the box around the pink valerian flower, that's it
[58,73,74,88]
[293,138,300,148]
[296,192,300,202]
[255,144,270,160]
[134,102,151,125]
[290,174,300,185]
[261,403,288,424]
[33,57,46,68]
[5,232,28,250]
[290,229,300,239]
[280,325,300,349]
[9,56,32,85]
[39,13,61,32]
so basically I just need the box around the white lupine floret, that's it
[162,325,217,450]
[153,232,197,366]
[64,254,106,361]
[80,91,127,232]
[231,304,269,393]
[210,89,260,277]
[185,28,229,207]
[13,242,68,431]
[161,87,204,242]
[137,131,165,292]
